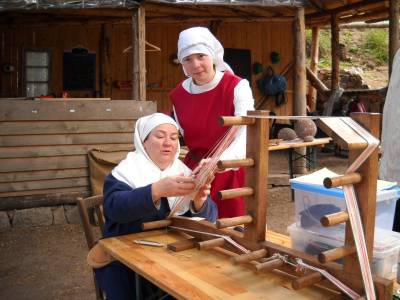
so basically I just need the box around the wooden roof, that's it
[0,0,394,26]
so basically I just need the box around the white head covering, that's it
[177,27,233,76]
[112,113,191,214]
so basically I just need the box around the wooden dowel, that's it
[217,158,254,169]
[216,215,253,229]
[197,237,225,250]
[253,258,283,272]
[292,272,323,290]
[320,211,349,227]
[218,187,254,200]
[318,246,356,263]
[167,238,196,252]
[219,116,255,126]
[231,248,268,264]
[323,172,362,188]
[141,219,172,230]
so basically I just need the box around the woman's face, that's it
[143,124,179,170]
[181,53,215,85]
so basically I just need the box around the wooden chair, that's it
[76,194,105,300]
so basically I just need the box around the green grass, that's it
[361,29,388,64]
[306,28,388,68]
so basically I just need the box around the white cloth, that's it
[173,71,255,161]
[379,49,400,182]
[177,27,233,76]
[112,113,191,214]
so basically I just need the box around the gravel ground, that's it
[0,148,348,299]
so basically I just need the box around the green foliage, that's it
[306,28,388,68]
[361,29,388,64]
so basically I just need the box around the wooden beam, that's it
[331,12,340,90]
[293,7,307,174]
[294,7,307,116]
[306,67,329,94]
[132,6,146,101]
[308,26,320,112]
[389,0,399,77]
[244,111,269,242]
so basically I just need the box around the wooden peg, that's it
[292,272,323,290]
[217,158,254,169]
[219,116,256,126]
[197,237,225,250]
[323,172,362,188]
[218,187,254,200]
[320,211,349,227]
[216,215,253,229]
[231,248,268,264]
[253,258,283,272]
[141,219,172,231]
[318,246,356,263]
[167,238,196,252]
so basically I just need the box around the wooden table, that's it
[99,229,339,300]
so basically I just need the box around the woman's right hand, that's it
[151,175,196,202]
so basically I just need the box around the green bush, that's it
[362,29,388,64]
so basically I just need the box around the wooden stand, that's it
[142,111,393,299]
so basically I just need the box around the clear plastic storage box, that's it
[288,223,400,280]
[290,168,400,232]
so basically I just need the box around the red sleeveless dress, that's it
[170,72,246,218]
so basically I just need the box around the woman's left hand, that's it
[192,182,211,212]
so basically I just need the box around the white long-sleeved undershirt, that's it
[173,71,255,162]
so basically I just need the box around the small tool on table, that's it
[133,239,164,247]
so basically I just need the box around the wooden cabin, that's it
[0,0,398,207]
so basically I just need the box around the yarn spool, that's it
[277,127,297,141]
[294,119,317,142]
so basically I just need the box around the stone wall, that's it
[0,205,81,231]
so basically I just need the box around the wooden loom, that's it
[142,111,393,299]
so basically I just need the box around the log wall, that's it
[0,99,156,209]
[1,19,295,115]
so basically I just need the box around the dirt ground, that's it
[0,149,348,300]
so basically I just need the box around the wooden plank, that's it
[0,133,132,147]
[244,111,269,242]
[0,100,156,121]
[0,168,88,183]
[0,120,136,135]
[0,177,89,192]
[0,144,133,158]
[317,117,367,150]
[0,155,87,172]
[268,137,331,151]
[0,186,88,198]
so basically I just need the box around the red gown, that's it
[170,72,246,218]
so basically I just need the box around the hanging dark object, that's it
[256,66,287,107]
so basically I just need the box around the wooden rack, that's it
[142,110,393,299]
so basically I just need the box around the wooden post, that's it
[308,26,320,112]
[293,7,307,174]
[294,7,307,117]
[330,12,340,91]
[343,113,380,293]
[132,6,146,101]
[100,24,111,98]
[389,0,399,77]
[244,110,269,242]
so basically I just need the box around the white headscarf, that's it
[177,27,233,76]
[112,113,191,214]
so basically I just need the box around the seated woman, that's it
[95,113,218,300]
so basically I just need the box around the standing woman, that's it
[170,27,255,218]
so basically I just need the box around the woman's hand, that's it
[192,182,211,212]
[151,175,195,202]
[192,172,214,211]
